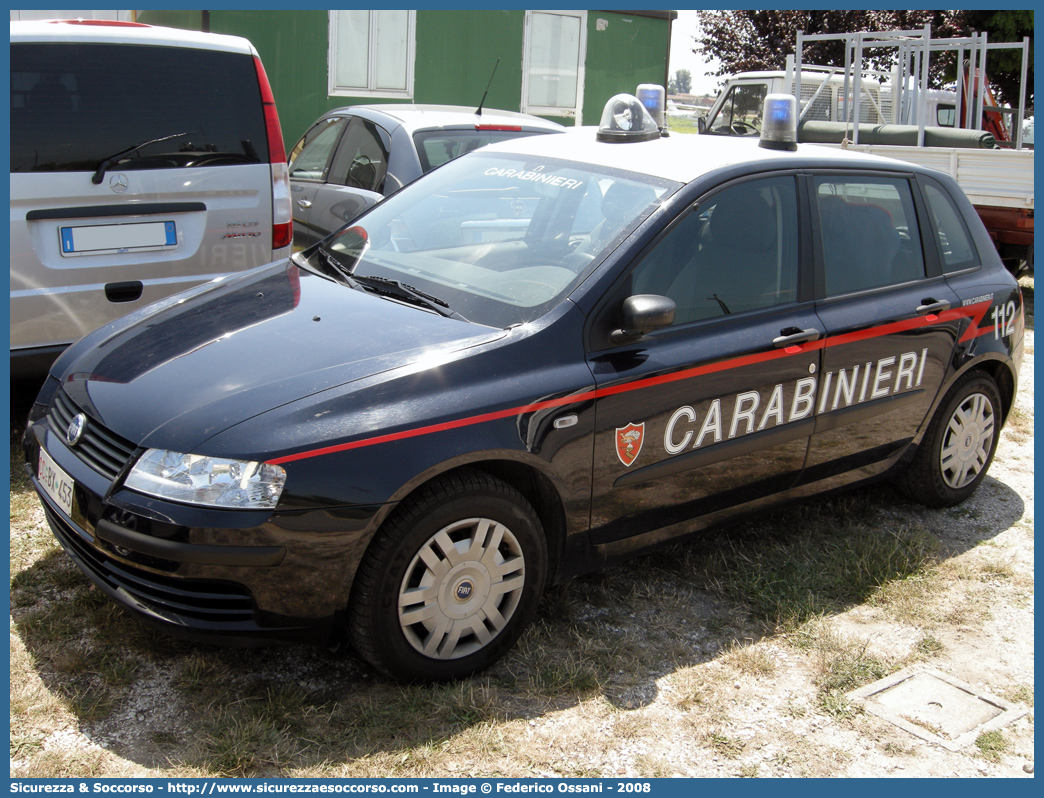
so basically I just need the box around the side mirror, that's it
[698,117,707,134]
[610,294,676,344]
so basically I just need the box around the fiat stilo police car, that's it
[24,94,1024,681]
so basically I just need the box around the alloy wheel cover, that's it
[398,517,526,659]
[939,391,995,490]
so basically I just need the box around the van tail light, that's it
[271,163,293,250]
[253,55,292,252]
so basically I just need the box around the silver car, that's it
[10,20,293,378]
[288,104,565,248]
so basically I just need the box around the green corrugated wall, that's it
[137,10,670,148]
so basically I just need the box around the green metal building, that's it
[138,9,676,146]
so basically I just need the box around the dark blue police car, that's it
[24,95,1024,681]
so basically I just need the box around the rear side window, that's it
[11,42,268,173]
[413,129,543,172]
[329,117,390,193]
[922,182,979,272]
[289,117,348,180]
[814,176,926,295]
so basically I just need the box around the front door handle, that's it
[297,199,313,209]
[917,299,951,315]
[773,327,820,348]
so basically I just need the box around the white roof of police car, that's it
[10,20,256,55]
[483,125,920,184]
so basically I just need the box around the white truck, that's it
[698,32,1034,275]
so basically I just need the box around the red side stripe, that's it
[268,301,994,465]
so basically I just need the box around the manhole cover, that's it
[848,666,1027,751]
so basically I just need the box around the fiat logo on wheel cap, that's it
[66,414,87,446]
[454,580,474,601]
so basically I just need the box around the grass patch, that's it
[883,740,915,756]
[668,667,717,712]
[977,559,1016,581]
[974,729,1009,763]
[1002,685,1034,708]
[913,634,945,658]
[666,117,700,135]
[698,495,938,629]
[1004,405,1032,438]
[788,619,895,718]
[707,731,745,758]
[722,641,777,678]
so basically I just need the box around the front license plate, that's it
[38,446,75,518]
[59,220,177,257]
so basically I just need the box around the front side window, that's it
[706,83,767,135]
[328,10,415,98]
[815,175,926,295]
[306,152,677,328]
[522,10,586,120]
[630,176,799,323]
[289,117,347,181]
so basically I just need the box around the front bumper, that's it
[23,397,380,647]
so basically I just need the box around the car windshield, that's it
[307,151,679,327]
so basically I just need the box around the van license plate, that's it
[59,221,177,256]
[38,446,75,518]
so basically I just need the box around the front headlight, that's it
[124,449,286,510]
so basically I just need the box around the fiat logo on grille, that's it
[66,414,87,447]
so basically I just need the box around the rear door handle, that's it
[297,199,313,209]
[772,327,820,348]
[917,299,951,315]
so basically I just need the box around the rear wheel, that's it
[348,470,547,681]
[899,372,1002,507]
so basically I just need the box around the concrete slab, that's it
[848,665,1028,751]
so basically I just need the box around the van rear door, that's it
[10,31,285,371]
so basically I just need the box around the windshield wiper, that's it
[91,130,200,184]
[353,274,468,321]
[314,248,467,321]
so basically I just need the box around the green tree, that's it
[669,68,692,95]
[958,11,1033,108]
[694,11,967,90]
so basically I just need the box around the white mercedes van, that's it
[10,20,293,378]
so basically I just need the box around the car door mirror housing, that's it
[610,294,676,344]
[698,117,707,134]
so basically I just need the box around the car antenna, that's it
[475,58,500,117]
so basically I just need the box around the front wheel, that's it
[348,471,547,681]
[898,372,1003,507]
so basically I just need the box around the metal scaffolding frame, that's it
[789,26,1030,149]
